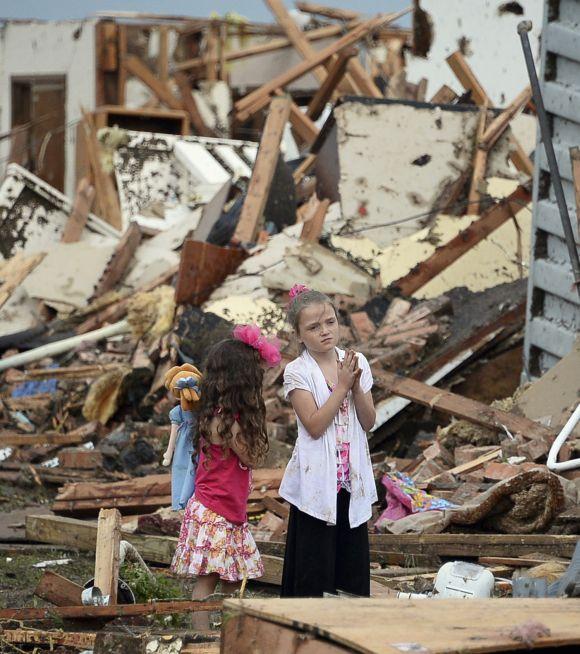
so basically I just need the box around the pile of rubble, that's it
[0,1,579,652]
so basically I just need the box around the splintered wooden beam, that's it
[377,371,554,441]
[2,629,96,650]
[0,599,223,621]
[235,10,409,120]
[569,146,580,234]
[34,570,83,607]
[307,47,357,120]
[429,84,458,104]
[479,86,532,151]
[80,109,123,231]
[92,222,141,299]
[391,185,531,296]
[123,55,183,111]
[62,177,95,243]
[468,104,489,215]
[265,0,328,84]
[301,197,330,242]
[446,51,533,176]
[173,22,351,72]
[293,153,317,184]
[233,96,292,244]
[295,1,360,21]
[94,508,122,604]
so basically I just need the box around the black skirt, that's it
[280,489,370,598]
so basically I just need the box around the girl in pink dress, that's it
[171,325,280,629]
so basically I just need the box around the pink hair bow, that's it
[233,324,282,368]
[289,283,309,300]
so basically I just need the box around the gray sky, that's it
[0,1,410,22]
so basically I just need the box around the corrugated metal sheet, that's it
[524,0,580,378]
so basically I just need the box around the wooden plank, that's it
[117,24,128,104]
[26,513,177,565]
[0,252,45,310]
[61,177,95,243]
[468,104,488,215]
[478,556,570,568]
[424,448,501,483]
[94,508,121,604]
[0,431,88,447]
[2,629,95,650]
[345,57,383,99]
[123,55,183,111]
[446,50,533,176]
[233,96,292,244]
[307,48,357,120]
[7,364,121,382]
[429,84,458,104]
[222,597,580,653]
[368,534,578,558]
[300,198,330,242]
[92,222,141,299]
[52,495,172,514]
[223,613,342,654]
[58,448,104,470]
[235,11,409,120]
[80,108,123,231]
[206,21,219,81]
[390,184,531,296]
[570,146,580,234]
[261,496,290,520]
[265,0,328,84]
[158,25,169,82]
[293,153,317,184]
[173,22,352,72]
[34,570,83,606]
[377,371,554,441]
[0,599,222,621]
[288,101,320,146]
[480,86,532,151]
[295,2,360,21]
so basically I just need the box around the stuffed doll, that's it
[163,363,202,510]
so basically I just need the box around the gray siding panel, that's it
[523,0,580,378]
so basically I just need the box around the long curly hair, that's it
[196,338,268,467]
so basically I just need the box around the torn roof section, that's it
[314,96,535,248]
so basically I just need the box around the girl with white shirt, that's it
[280,285,377,597]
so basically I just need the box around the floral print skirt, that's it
[171,496,263,582]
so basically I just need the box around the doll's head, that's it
[164,363,202,411]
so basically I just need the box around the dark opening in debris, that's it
[411,154,432,167]
[498,2,524,15]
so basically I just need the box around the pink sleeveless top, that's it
[194,440,251,525]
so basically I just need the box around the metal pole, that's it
[518,20,580,298]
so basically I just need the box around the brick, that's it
[349,311,376,342]
[463,468,486,483]
[454,445,501,467]
[423,441,454,467]
[517,438,550,462]
[58,448,103,470]
[483,461,543,482]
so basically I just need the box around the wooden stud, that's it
[468,104,489,215]
[301,197,330,241]
[206,21,219,81]
[123,55,183,111]
[235,11,409,121]
[94,508,122,604]
[34,570,83,606]
[158,25,170,82]
[92,222,142,299]
[117,24,128,105]
[173,22,354,73]
[391,185,531,296]
[307,48,357,120]
[293,153,317,184]
[218,23,227,82]
[429,84,458,104]
[570,146,580,234]
[288,100,320,146]
[345,57,383,99]
[446,51,533,176]
[62,177,96,243]
[295,2,360,21]
[424,448,501,483]
[0,252,45,310]
[174,72,215,137]
[479,86,532,151]
[377,371,554,442]
[80,108,123,231]
[233,96,292,244]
